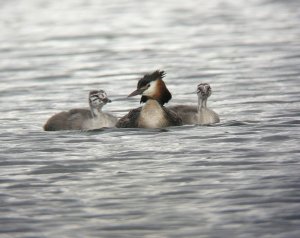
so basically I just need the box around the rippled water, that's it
[1,0,300,237]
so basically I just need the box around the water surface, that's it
[0,0,300,237]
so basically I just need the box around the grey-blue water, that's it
[1,0,300,237]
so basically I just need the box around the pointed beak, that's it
[103,98,112,103]
[128,88,144,97]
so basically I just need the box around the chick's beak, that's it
[103,98,112,103]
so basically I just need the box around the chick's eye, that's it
[147,83,150,88]
[91,95,99,102]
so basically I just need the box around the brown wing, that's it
[44,111,70,131]
[168,105,198,114]
[116,107,142,128]
[162,106,183,126]
[43,108,91,131]
[167,105,198,125]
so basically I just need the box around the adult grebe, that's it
[44,90,118,131]
[168,83,220,125]
[116,70,182,128]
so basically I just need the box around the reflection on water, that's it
[0,0,300,237]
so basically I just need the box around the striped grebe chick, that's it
[43,90,118,131]
[116,70,182,128]
[168,83,220,125]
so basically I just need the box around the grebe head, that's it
[89,90,111,109]
[197,83,212,100]
[128,70,172,105]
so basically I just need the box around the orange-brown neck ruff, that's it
[142,79,172,105]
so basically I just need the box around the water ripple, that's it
[1,0,300,237]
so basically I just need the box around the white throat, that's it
[90,104,104,118]
[198,95,208,111]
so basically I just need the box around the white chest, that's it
[197,108,220,125]
[138,100,168,128]
[82,113,117,130]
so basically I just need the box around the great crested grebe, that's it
[44,90,118,131]
[168,83,220,125]
[116,70,182,128]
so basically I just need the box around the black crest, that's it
[138,70,171,105]
[137,70,166,89]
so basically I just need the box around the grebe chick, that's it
[116,70,182,128]
[43,90,118,131]
[168,83,220,125]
